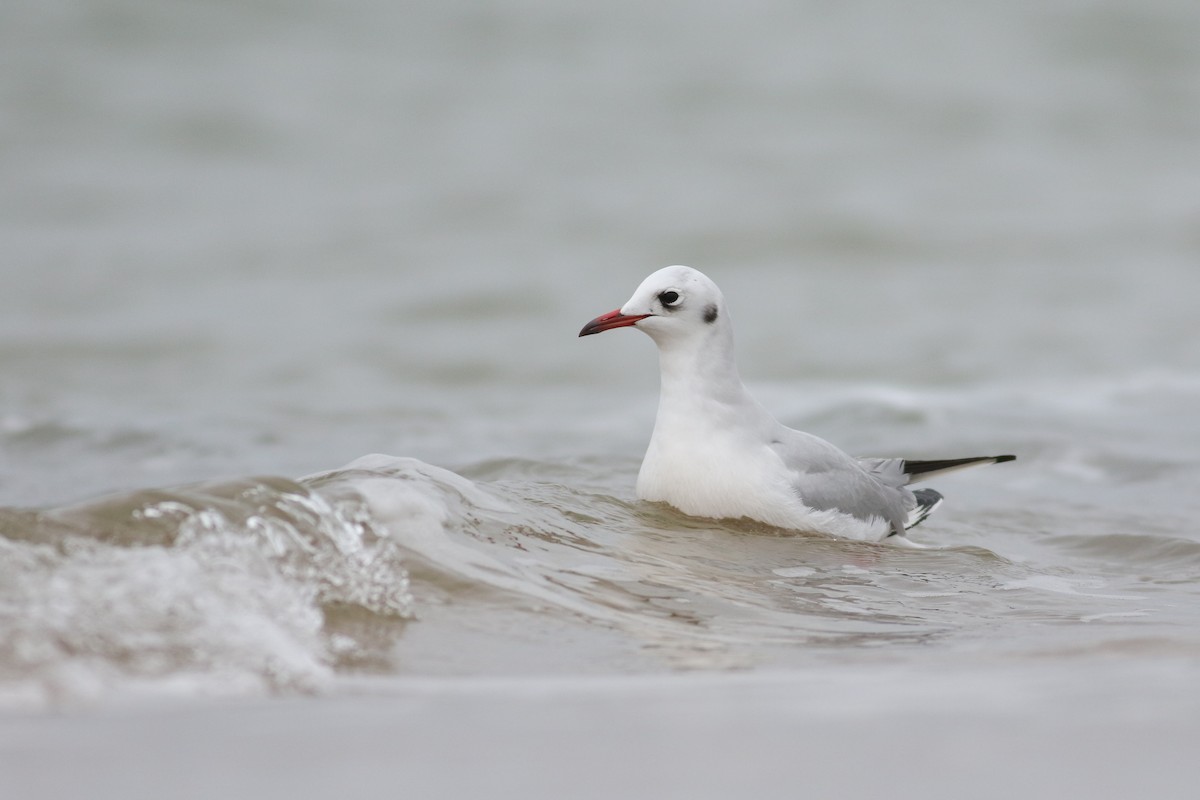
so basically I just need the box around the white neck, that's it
[646,319,761,439]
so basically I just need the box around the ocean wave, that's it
[0,471,412,707]
[1043,531,1200,577]
[0,452,1185,708]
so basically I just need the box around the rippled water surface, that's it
[2,1,1200,797]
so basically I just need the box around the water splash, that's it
[0,472,412,706]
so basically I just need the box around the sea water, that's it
[2,1,1199,798]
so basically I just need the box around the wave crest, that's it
[0,472,414,706]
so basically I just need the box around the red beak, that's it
[578,309,650,337]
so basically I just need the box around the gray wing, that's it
[857,457,910,489]
[771,431,914,533]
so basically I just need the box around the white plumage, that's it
[580,265,1014,542]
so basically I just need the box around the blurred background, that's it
[2,3,1200,796]
[0,0,1196,492]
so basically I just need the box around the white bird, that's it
[579,265,1014,542]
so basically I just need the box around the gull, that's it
[579,265,1014,542]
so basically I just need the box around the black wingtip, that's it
[905,488,944,531]
[902,455,1014,477]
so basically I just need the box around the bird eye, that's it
[658,290,681,307]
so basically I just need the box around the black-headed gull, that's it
[579,265,1014,542]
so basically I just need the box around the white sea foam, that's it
[0,475,415,707]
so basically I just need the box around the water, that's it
[3,1,1200,797]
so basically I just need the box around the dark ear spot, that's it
[704,304,719,324]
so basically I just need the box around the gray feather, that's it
[772,432,914,534]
